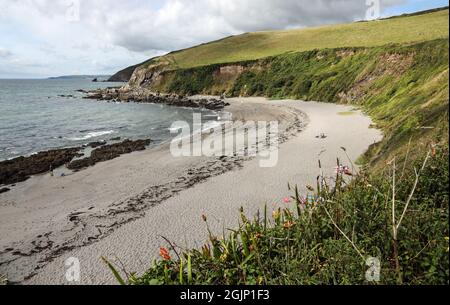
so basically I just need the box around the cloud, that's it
[0,0,410,77]
[78,0,406,52]
[0,48,12,58]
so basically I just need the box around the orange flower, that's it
[283,221,295,229]
[159,247,172,261]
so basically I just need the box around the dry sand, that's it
[0,97,382,284]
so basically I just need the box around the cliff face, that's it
[107,57,159,82]
[107,65,139,82]
[123,59,250,96]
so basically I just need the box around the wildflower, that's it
[249,245,255,252]
[283,197,291,204]
[431,145,437,157]
[283,221,295,229]
[298,196,307,205]
[220,253,228,262]
[272,210,281,220]
[344,167,353,176]
[255,233,264,239]
[159,247,171,261]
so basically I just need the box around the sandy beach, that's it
[0,97,382,284]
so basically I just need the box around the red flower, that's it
[283,197,291,204]
[160,247,171,261]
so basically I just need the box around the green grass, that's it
[153,8,448,69]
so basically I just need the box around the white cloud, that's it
[0,48,12,58]
[0,0,407,77]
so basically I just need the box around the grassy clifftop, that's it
[113,8,447,82]
[145,8,448,70]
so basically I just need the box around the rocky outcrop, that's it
[107,57,159,82]
[107,65,139,82]
[0,148,82,186]
[86,141,107,148]
[84,88,230,111]
[67,139,152,171]
[0,188,10,194]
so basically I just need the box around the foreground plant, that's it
[104,145,449,285]
[0,274,8,286]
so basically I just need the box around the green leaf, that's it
[102,257,126,286]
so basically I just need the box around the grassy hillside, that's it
[150,8,448,70]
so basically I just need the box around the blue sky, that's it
[0,0,448,79]
[383,0,448,15]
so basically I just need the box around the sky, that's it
[0,0,448,78]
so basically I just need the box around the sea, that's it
[0,79,222,161]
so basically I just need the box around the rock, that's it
[0,147,81,185]
[68,139,152,171]
[87,141,107,148]
[92,78,98,82]
[0,188,10,194]
[82,88,230,111]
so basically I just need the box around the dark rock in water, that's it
[110,137,122,141]
[87,141,107,148]
[92,78,98,82]
[0,187,10,194]
[68,139,152,171]
[0,148,82,186]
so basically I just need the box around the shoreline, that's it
[0,97,382,284]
